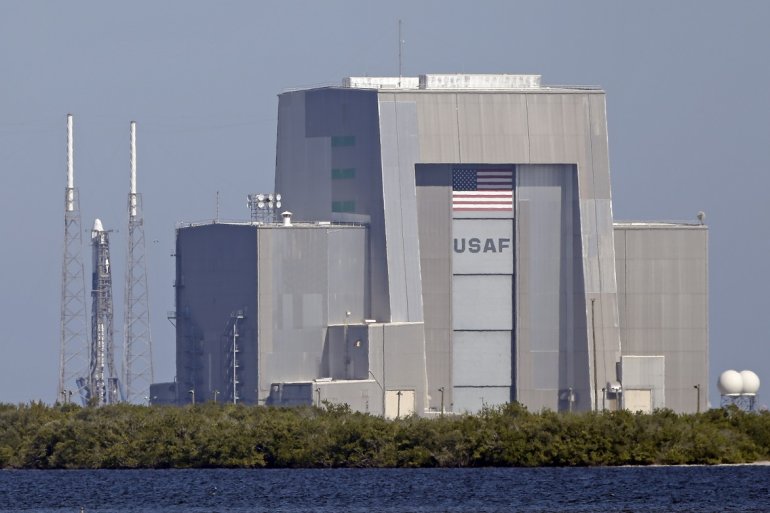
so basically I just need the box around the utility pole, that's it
[694,384,701,414]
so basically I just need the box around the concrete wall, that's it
[614,223,708,413]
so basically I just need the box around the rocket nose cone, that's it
[92,218,104,233]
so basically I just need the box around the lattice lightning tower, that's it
[59,114,89,404]
[122,121,154,402]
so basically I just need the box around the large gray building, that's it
[160,74,708,414]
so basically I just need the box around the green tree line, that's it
[1,402,768,469]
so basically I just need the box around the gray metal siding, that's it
[257,226,368,402]
[516,165,590,411]
[621,355,666,410]
[415,165,453,412]
[407,89,620,410]
[369,322,428,415]
[275,86,624,413]
[614,225,708,412]
[453,387,510,413]
[453,331,512,387]
[298,88,391,323]
[377,99,423,322]
[274,91,332,222]
[452,219,513,275]
[452,275,512,330]
[175,224,258,403]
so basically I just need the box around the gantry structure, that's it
[59,114,89,404]
[123,121,154,402]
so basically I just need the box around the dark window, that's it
[332,200,356,213]
[332,168,356,179]
[331,135,356,147]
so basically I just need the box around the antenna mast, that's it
[123,121,154,402]
[59,114,89,404]
[398,19,403,86]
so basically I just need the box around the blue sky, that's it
[1,1,769,406]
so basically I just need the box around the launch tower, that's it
[59,114,89,404]
[122,121,154,402]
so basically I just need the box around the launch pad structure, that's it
[58,116,155,405]
[123,121,154,402]
[58,114,89,404]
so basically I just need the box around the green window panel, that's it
[332,168,356,179]
[332,201,356,213]
[331,135,356,147]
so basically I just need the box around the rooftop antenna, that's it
[59,113,89,404]
[398,19,403,87]
[123,121,154,403]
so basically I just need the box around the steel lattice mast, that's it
[59,114,89,404]
[122,121,154,402]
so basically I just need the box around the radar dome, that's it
[740,370,761,395]
[718,370,743,395]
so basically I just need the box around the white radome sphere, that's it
[740,370,761,395]
[718,370,743,395]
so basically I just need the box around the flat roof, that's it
[176,220,366,229]
[281,74,603,94]
[613,221,707,229]
[341,74,602,93]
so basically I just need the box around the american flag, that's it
[452,169,513,211]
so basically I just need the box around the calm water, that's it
[0,466,769,513]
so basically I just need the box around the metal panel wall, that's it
[175,224,258,403]
[456,94,531,163]
[377,99,424,322]
[274,91,332,223]
[281,88,391,322]
[415,165,453,411]
[257,225,368,402]
[275,85,623,413]
[452,219,513,274]
[620,355,665,411]
[453,331,511,386]
[614,225,708,412]
[452,276,512,330]
[516,165,591,411]
[368,322,428,415]
[453,387,510,413]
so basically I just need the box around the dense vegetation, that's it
[1,402,768,469]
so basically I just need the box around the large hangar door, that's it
[451,166,514,413]
[515,164,588,412]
